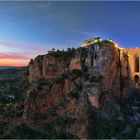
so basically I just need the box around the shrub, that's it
[136,128,140,138]
[54,77,64,84]
[72,69,82,76]
[83,73,89,81]
[49,48,76,60]
[69,80,82,100]
[40,117,77,139]
[82,64,88,73]
[81,48,87,64]
[69,69,82,80]
[74,81,83,90]
[90,76,100,83]
[0,123,45,139]
[69,90,79,100]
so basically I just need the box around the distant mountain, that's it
[0,66,17,70]
[0,66,26,82]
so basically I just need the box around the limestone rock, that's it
[24,40,125,138]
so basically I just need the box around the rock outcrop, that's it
[28,54,69,82]
[24,40,124,138]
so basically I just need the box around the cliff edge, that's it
[23,40,122,138]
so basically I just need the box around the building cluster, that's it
[82,37,140,88]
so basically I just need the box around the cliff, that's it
[23,40,123,138]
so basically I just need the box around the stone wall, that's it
[120,48,140,88]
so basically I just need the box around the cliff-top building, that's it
[125,48,140,83]
[82,37,140,88]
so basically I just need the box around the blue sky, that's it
[0,1,140,66]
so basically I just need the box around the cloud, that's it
[0,40,67,66]
[0,40,49,66]
[0,40,49,53]
[0,1,49,12]
[73,30,93,37]
[0,53,30,60]
[0,41,18,48]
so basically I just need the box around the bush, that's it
[72,69,82,76]
[69,90,79,100]
[90,76,100,83]
[49,48,76,60]
[69,80,82,100]
[40,117,77,139]
[81,48,87,64]
[74,81,83,91]
[54,77,64,84]
[82,64,88,73]
[69,69,82,80]
[136,128,140,138]
[83,73,89,81]
[0,123,45,139]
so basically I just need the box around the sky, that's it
[0,1,140,66]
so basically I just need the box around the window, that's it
[134,55,139,72]
[134,75,139,83]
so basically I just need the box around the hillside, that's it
[0,67,28,131]
[0,66,17,70]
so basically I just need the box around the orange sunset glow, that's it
[0,40,47,67]
[0,59,29,67]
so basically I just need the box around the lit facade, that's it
[82,38,140,87]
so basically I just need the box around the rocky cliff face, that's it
[24,41,122,138]
[28,54,69,82]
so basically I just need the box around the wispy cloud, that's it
[0,41,19,48]
[0,40,50,66]
[0,1,50,12]
[0,40,49,53]
[0,40,67,66]
[0,53,30,60]
[73,30,93,37]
